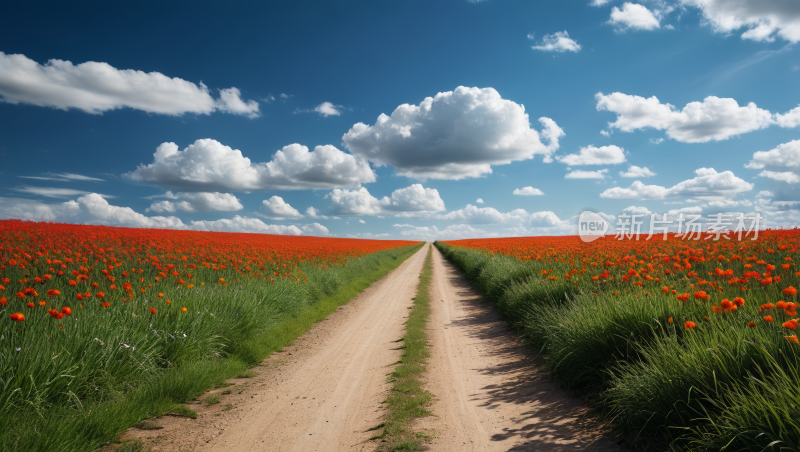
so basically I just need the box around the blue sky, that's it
[1,0,799,240]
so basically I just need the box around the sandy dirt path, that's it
[416,246,623,452]
[123,243,429,452]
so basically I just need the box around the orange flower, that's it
[0,297,7,305]
[685,321,696,329]
[149,307,157,315]
[26,302,34,308]
[764,315,774,323]
[786,336,799,344]
[69,280,77,286]
[668,317,673,323]
[166,300,171,305]
[783,319,799,330]
[747,321,756,328]
[76,294,83,301]
[61,307,72,315]
[181,307,187,312]
[157,293,164,298]
[9,312,24,322]
[784,286,798,297]
[97,292,104,299]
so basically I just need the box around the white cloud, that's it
[558,145,626,165]
[681,0,800,43]
[327,184,446,216]
[565,169,608,179]
[475,198,485,204]
[0,52,259,117]
[596,92,774,142]
[745,139,800,169]
[621,205,653,215]
[650,138,665,144]
[190,216,328,236]
[775,106,800,128]
[620,165,657,178]
[530,31,582,52]
[600,167,753,200]
[13,186,96,198]
[305,206,331,220]
[437,204,564,227]
[146,192,243,213]
[314,102,341,117]
[759,170,800,183]
[438,204,531,224]
[342,86,563,180]
[513,186,545,196]
[127,139,375,191]
[393,223,498,241]
[591,0,612,6]
[0,193,183,228]
[609,3,661,30]
[358,219,366,224]
[261,196,304,219]
[19,172,104,182]
[215,87,260,119]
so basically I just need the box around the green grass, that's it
[374,245,435,451]
[434,241,800,451]
[0,243,423,452]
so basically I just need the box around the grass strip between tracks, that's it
[3,243,423,452]
[373,245,435,451]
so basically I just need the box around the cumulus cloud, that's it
[565,169,608,179]
[438,205,531,224]
[609,3,661,30]
[215,87,260,118]
[0,52,259,117]
[775,106,800,128]
[759,170,800,183]
[681,0,800,43]
[590,0,612,6]
[558,145,626,165]
[745,139,800,169]
[0,193,328,235]
[596,92,774,142]
[476,198,485,204]
[305,206,332,220]
[191,217,328,236]
[600,167,753,200]
[513,186,545,196]
[392,223,498,241]
[126,139,376,191]
[261,196,304,219]
[530,31,581,52]
[437,204,564,227]
[146,192,243,213]
[327,184,446,216]
[342,86,563,180]
[314,102,341,117]
[620,165,657,178]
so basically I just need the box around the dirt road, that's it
[417,246,621,451]
[124,243,620,451]
[125,243,430,452]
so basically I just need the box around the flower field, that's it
[0,219,420,451]
[437,230,800,451]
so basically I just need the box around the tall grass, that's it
[1,243,422,452]
[435,241,800,451]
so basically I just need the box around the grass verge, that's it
[373,245,435,451]
[1,243,423,452]
[434,240,800,451]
